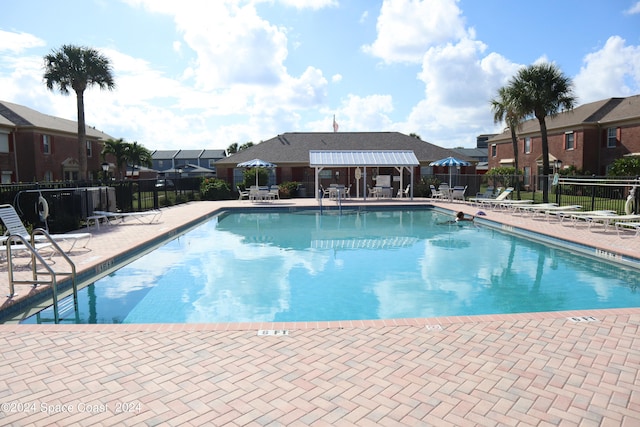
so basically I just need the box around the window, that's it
[208,159,216,168]
[43,135,51,154]
[86,140,92,157]
[607,128,618,148]
[491,144,496,157]
[43,171,53,182]
[0,131,9,153]
[524,137,531,154]
[523,166,531,187]
[565,132,574,150]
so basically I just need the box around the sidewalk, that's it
[1,198,639,426]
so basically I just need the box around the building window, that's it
[607,128,617,148]
[0,132,9,153]
[44,171,53,182]
[86,140,92,157]
[565,132,574,150]
[524,137,531,154]
[43,135,51,154]
[523,166,531,187]
[208,159,216,168]
[491,144,496,157]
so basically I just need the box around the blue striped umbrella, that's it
[237,159,277,187]
[429,156,470,186]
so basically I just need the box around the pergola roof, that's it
[309,150,419,167]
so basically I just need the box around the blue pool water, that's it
[22,209,640,324]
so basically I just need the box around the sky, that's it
[1,0,640,152]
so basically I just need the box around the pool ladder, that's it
[318,188,343,215]
[6,229,77,324]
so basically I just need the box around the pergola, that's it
[309,150,419,200]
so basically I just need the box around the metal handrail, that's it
[6,229,77,324]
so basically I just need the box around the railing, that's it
[6,229,77,324]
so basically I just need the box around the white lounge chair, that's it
[581,213,640,231]
[93,209,162,225]
[615,221,640,237]
[550,209,616,224]
[468,187,503,205]
[0,204,90,252]
[475,187,514,208]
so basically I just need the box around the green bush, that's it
[200,177,232,200]
[278,181,299,198]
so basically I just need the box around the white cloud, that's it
[362,0,468,63]
[404,37,520,146]
[276,0,338,10]
[625,1,640,14]
[574,36,640,103]
[0,30,45,53]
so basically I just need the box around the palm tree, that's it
[43,44,115,181]
[490,86,524,199]
[508,63,575,202]
[101,138,128,180]
[125,141,152,177]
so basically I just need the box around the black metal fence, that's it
[427,173,640,214]
[0,178,204,233]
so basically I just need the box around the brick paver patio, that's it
[1,198,639,426]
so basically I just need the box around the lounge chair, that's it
[468,187,502,205]
[0,204,90,252]
[475,187,514,208]
[581,213,640,231]
[549,209,616,224]
[615,221,640,237]
[93,209,162,225]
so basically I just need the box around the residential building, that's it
[0,101,113,183]
[215,131,475,194]
[488,94,640,188]
[151,149,225,177]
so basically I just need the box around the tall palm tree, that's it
[125,141,152,177]
[43,44,115,181]
[101,138,128,180]
[491,86,524,199]
[508,63,575,202]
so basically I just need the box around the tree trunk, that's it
[510,126,520,199]
[76,90,87,181]
[539,117,550,203]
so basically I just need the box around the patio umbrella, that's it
[429,156,471,187]
[237,158,278,187]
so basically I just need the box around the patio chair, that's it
[430,185,443,199]
[0,204,90,253]
[450,186,467,202]
[237,186,250,200]
[268,185,280,199]
[397,184,410,198]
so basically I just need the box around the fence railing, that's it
[428,173,640,214]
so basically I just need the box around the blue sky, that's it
[1,0,639,151]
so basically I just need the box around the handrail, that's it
[5,229,77,323]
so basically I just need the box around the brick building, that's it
[488,94,640,188]
[0,101,113,183]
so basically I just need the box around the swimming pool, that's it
[22,208,640,324]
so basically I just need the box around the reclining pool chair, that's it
[0,204,91,252]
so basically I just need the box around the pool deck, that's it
[1,197,639,426]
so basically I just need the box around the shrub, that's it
[200,178,232,200]
[278,181,299,198]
